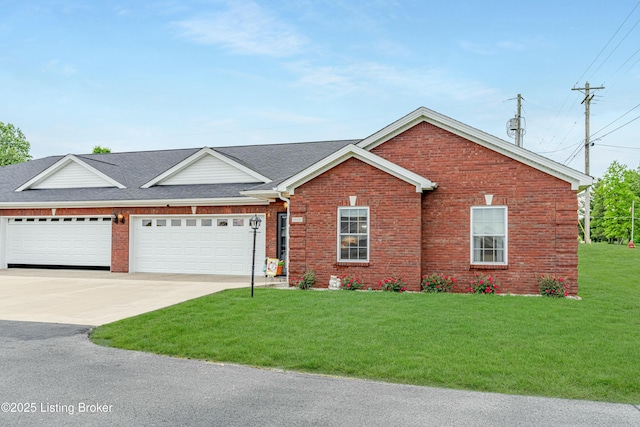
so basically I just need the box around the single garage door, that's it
[6,217,112,269]
[132,215,266,275]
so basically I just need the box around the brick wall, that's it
[289,158,423,290]
[370,122,580,295]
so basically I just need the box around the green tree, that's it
[589,179,607,242]
[595,161,638,243]
[92,145,111,154]
[0,121,32,166]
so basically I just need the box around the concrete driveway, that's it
[0,269,261,325]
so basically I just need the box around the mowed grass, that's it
[90,244,640,403]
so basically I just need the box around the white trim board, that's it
[142,147,271,188]
[276,144,436,195]
[357,107,593,191]
[15,155,126,191]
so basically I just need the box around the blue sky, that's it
[1,0,638,179]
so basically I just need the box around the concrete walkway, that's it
[0,269,268,325]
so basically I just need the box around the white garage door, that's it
[6,217,112,268]
[132,215,266,275]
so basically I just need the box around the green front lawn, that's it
[91,244,640,403]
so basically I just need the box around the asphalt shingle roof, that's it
[0,140,358,204]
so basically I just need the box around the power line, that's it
[575,0,640,85]
[563,141,585,165]
[589,14,640,82]
[592,103,640,137]
[598,143,640,150]
[605,46,640,87]
[595,114,640,140]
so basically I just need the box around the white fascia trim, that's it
[141,147,272,188]
[357,107,593,191]
[15,154,126,191]
[239,189,279,202]
[0,197,269,209]
[276,144,436,195]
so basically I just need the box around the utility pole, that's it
[506,94,524,147]
[515,93,523,147]
[572,82,604,244]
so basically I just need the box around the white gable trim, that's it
[276,144,436,195]
[357,107,593,191]
[141,147,271,188]
[0,196,269,209]
[15,155,126,192]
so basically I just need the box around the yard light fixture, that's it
[249,214,262,298]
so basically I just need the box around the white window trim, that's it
[470,206,508,265]
[337,206,370,263]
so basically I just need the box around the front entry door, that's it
[277,213,288,274]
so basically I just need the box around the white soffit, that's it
[15,155,126,191]
[142,147,271,188]
[357,107,593,190]
[276,144,436,194]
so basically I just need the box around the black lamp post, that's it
[249,214,262,298]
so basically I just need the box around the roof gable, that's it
[15,155,126,191]
[276,144,436,195]
[141,147,271,188]
[357,107,593,191]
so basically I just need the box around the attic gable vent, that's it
[15,155,125,191]
[142,148,271,188]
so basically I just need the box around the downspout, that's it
[278,192,290,283]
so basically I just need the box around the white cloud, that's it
[459,40,525,55]
[287,60,500,102]
[41,60,77,76]
[255,109,326,125]
[173,1,306,57]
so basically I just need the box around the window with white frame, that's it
[471,206,507,264]
[338,207,369,262]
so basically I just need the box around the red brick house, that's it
[0,107,591,294]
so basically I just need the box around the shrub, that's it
[293,270,316,290]
[421,273,456,293]
[340,275,363,290]
[538,274,568,298]
[467,274,500,294]
[378,274,408,293]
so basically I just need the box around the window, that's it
[156,219,167,227]
[171,219,181,227]
[202,219,212,227]
[186,219,197,227]
[471,206,507,264]
[338,207,369,262]
[217,219,228,227]
[233,218,244,227]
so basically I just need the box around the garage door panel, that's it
[133,215,265,275]
[6,217,112,268]
[231,248,244,257]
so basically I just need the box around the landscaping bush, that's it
[293,270,316,289]
[421,273,456,293]
[538,274,568,298]
[467,273,500,294]
[340,275,363,290]
[378,274,408,292]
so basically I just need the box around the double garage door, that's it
[132,215,266,275]
[4,215,265,275]
[6,217,112,269]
